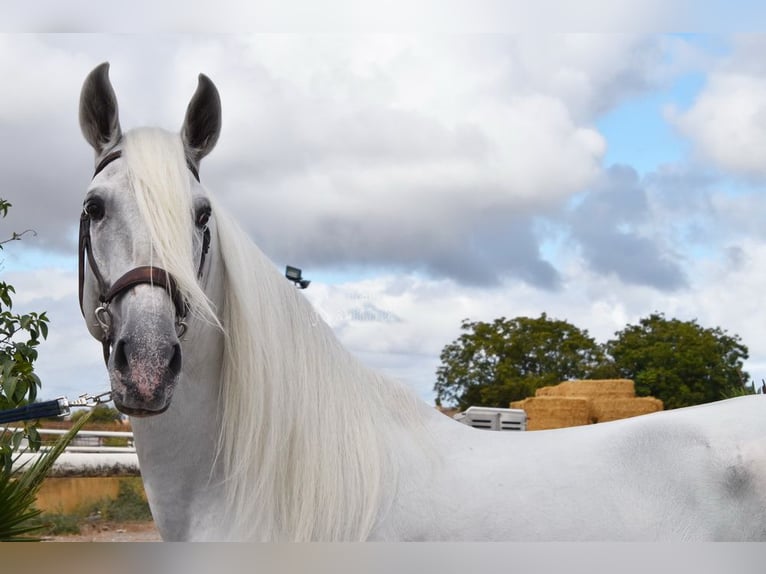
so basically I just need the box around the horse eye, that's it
[196,206,212,228]
[84,197,105,220]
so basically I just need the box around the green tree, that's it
[0,200,49,469]
[0,198,92,540]
[606,312,750,409]
[434,313,608,410]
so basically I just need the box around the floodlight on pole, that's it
[285,265,311,289]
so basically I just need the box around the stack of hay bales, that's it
[509,396,591,430]
[510,379,663,431]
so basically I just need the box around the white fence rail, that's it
[3,427,136,453]
[38,428,136,453]
[3,426,140,473]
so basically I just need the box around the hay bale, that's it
[535,379,635,399]
[510,397,590,431]
[590,397,664,423]
[512,378,664,430]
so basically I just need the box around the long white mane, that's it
[123,128,216,323]
[214,210,434,540]
[122,128,431,541]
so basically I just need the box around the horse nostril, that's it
[113,339,128,372]
[168,343,182,376]
[111,337,181,378]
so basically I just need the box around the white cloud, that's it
[0,35,92,124]
[3,268,74,304]
[305,231,766,402]
[669,36,766,179]
[1,0,689,35]
[671,73,766,177]
[1,267,107,402]
[162,35,689,286]
[7,33,766,408]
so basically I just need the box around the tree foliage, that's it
[434,313,607,410]
[606,312,750,409]
[0,200,49,473]
[434,310,751,412]
[0,198,88,541]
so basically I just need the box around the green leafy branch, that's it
[0,196,69,541]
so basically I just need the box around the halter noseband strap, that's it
[79,149,207,364]
[104,266,187,319]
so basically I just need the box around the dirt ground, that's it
[45,520,161,542]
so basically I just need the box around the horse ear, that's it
[181,74,221,170]
[79,62,122,156]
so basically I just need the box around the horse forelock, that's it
[210,206,432,541]
[121,128,216,324]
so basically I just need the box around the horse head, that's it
[78,62,221,416]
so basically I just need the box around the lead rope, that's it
[0,391,113,425]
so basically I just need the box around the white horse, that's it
[77,62,766,541]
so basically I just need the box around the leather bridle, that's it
[78,150,210,364]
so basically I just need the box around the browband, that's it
[93,149,200,182]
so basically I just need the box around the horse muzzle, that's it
[105,291,184,416]
[109,335,182,415]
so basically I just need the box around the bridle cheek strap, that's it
[79,228,188,364]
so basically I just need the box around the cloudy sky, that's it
[2,29,766,405]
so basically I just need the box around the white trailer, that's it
[453,406,527,431]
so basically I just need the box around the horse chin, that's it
[109,375,177,418]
